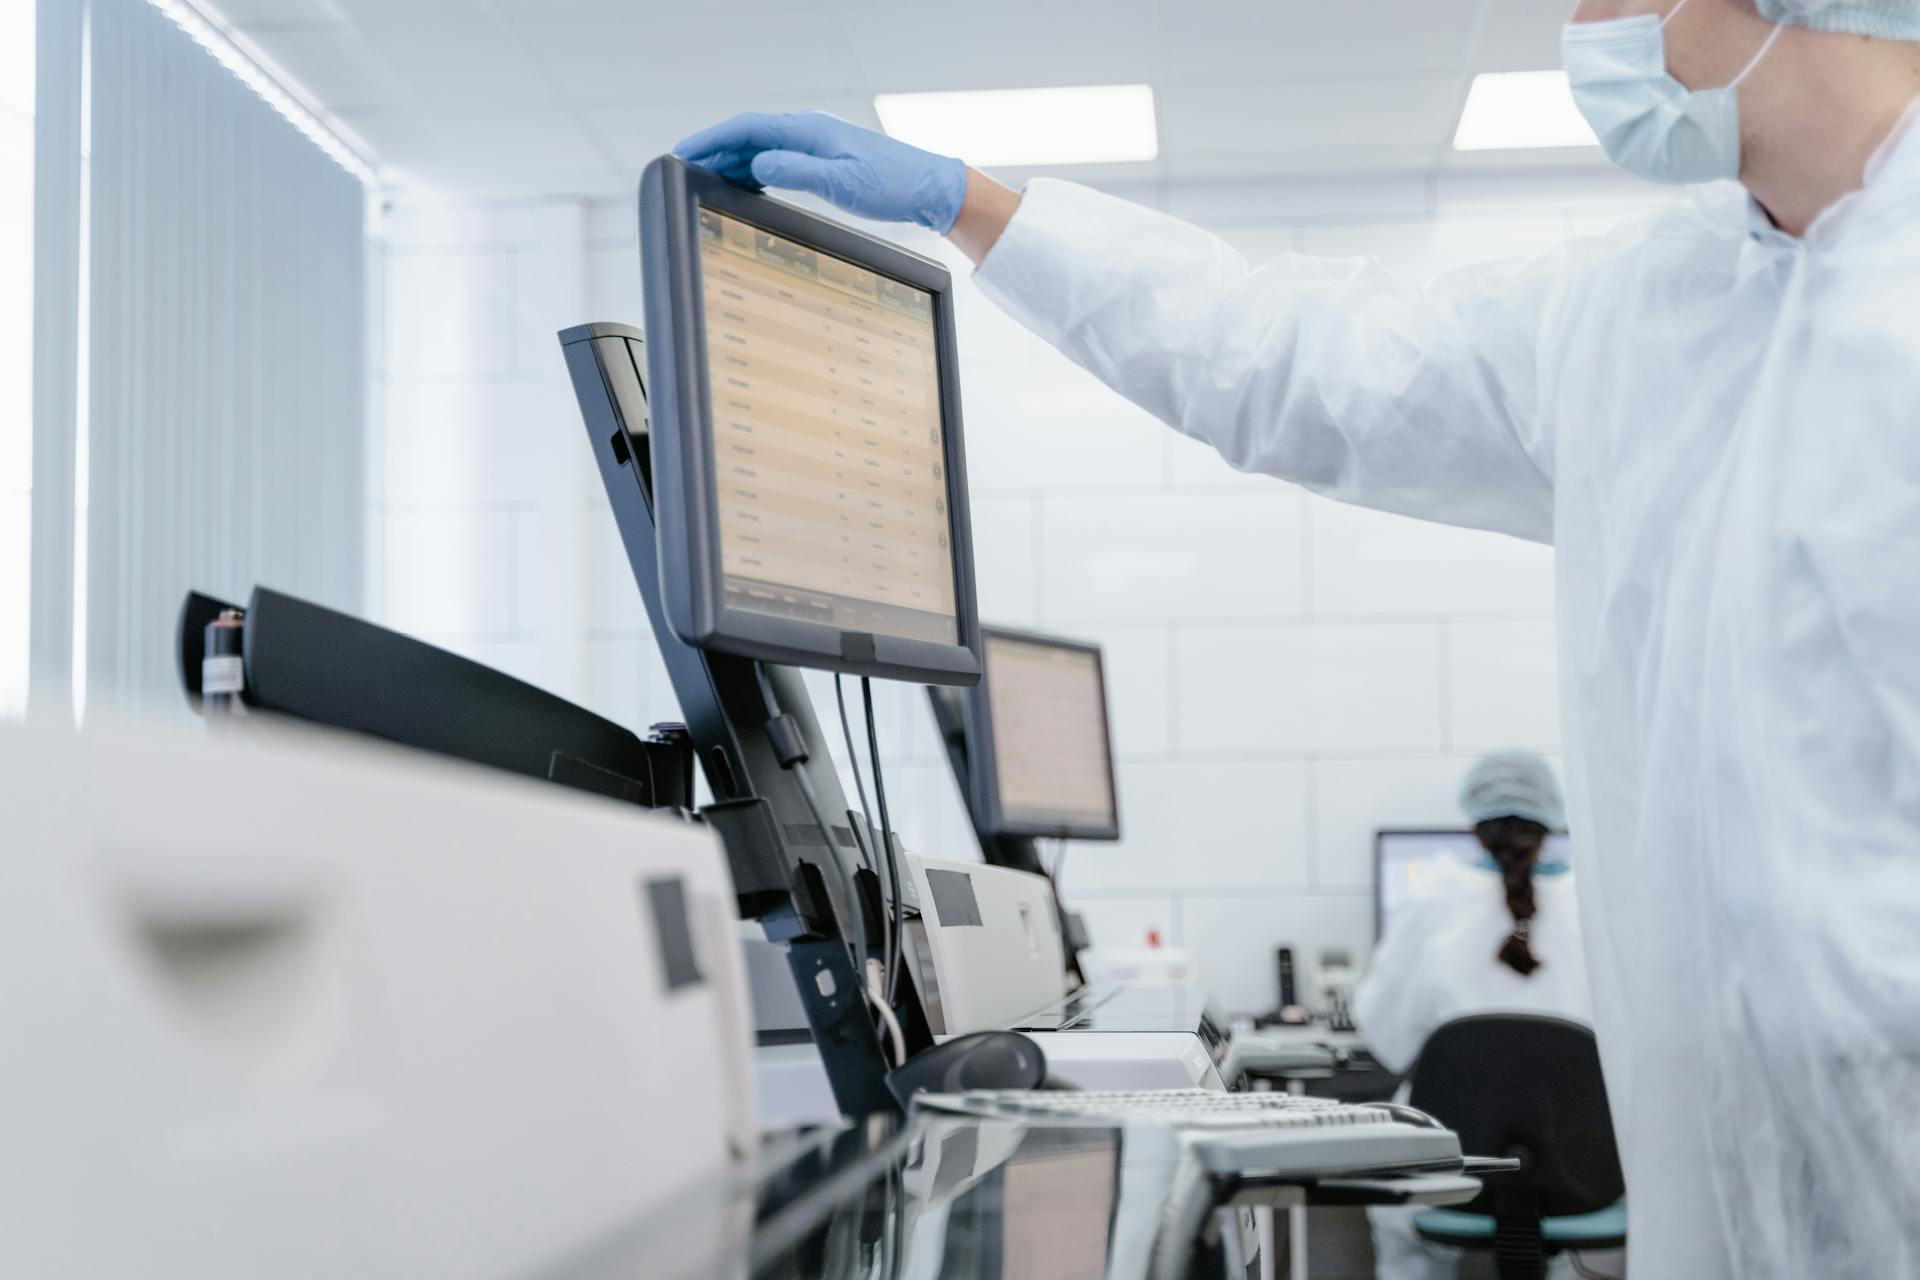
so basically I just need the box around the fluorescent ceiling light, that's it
[148,0,380,183]
[874,85,1158,167]
[1453,71,1599,151]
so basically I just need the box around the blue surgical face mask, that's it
[1563,0,1784,185]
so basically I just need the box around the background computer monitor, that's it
[1374,828,1572,939]
[638,154,982,686]
[967,627,1122,841]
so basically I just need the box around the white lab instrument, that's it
[907,854,1229,1091]
[906,853,1069,1031]
[0,719,754,1279]
[970,122,1920,1274]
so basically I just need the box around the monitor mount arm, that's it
[562,322,934,1119]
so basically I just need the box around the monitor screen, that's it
[635,154,981,685]
[697,206,958,646]
[1374,829,1572,938]
[971,629,1120,840]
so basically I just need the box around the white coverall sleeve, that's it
[972,179,1562,543]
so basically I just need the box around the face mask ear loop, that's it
[1729,21,1787,89]
[1660,0,1695,29]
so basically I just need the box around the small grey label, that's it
[201,654,243,694]
[925,869,983,929]
[644,878,703,992]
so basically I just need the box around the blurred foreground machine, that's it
[0,719,752,1279]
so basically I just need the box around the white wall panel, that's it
[1173,623,1445,754]
[1309,496,1555,617]
[1040,491,1305,623]
[385,245,522,378]
[1069,895,1181,955]
[1312,756,1475,890]
[962,363,1169,493]
[1070,760,1310,892]
[1181,892,1375,1017]
[375,506,521,637]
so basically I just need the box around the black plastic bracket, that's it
[787,937,901,1119]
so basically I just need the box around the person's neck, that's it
[1741,31,1920,236]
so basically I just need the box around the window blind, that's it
[33,0,365,718]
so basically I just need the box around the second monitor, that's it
[968,626,1122,842]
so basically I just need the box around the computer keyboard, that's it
[913,1089,1464,1179]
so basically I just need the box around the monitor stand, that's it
[562,322,932,1120]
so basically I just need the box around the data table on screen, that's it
[698,208,958,646]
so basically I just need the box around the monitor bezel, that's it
[639,154,983,686]
[967,624,1123,842]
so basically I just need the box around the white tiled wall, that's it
[368,168,1671,1015]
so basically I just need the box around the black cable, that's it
[835,674,879,876]
[862,677,907,1008]
[752,663,869,989]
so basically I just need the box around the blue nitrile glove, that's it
[673,111,969,235]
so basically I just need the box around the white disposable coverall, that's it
[972,118,1920,1279]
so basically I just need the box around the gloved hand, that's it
[673,112,969,235]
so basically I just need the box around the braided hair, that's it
[1476,815,1547,976]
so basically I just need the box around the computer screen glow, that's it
[698,207,958,645]
[987,635,1117,832]
[1375,830,1573,937]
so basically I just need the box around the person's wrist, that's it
[916,153,970,234]
[946,169,1022,266]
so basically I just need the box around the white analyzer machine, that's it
[753,849,1231,1126]
[0,719,755,1279]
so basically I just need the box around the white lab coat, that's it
[971,115,1920,1279]
[1353,858,1593,1280]
[1353,857,1591,1077]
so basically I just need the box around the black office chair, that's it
[1406,1013,1626,1280]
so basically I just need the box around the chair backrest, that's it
[1407,1013,1624,1218]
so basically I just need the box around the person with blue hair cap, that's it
[676,1,1920,1273]
[1354,753,1596,1279]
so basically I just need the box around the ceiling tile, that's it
[836,0,1161,92]
[1470,0,1572,72]
[1150,0,1483,80]
[360,19,554,108]
[240,25,398,111]
[509,11,866,104]
[1159,74,1466,162]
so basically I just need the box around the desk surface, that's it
[566,1111,1477,1280]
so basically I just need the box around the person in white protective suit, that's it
[674,0,1920,1273]
[1354,751,1597,1280]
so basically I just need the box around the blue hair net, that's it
[1755,0,1920,38]
[1458,751,1566,831]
